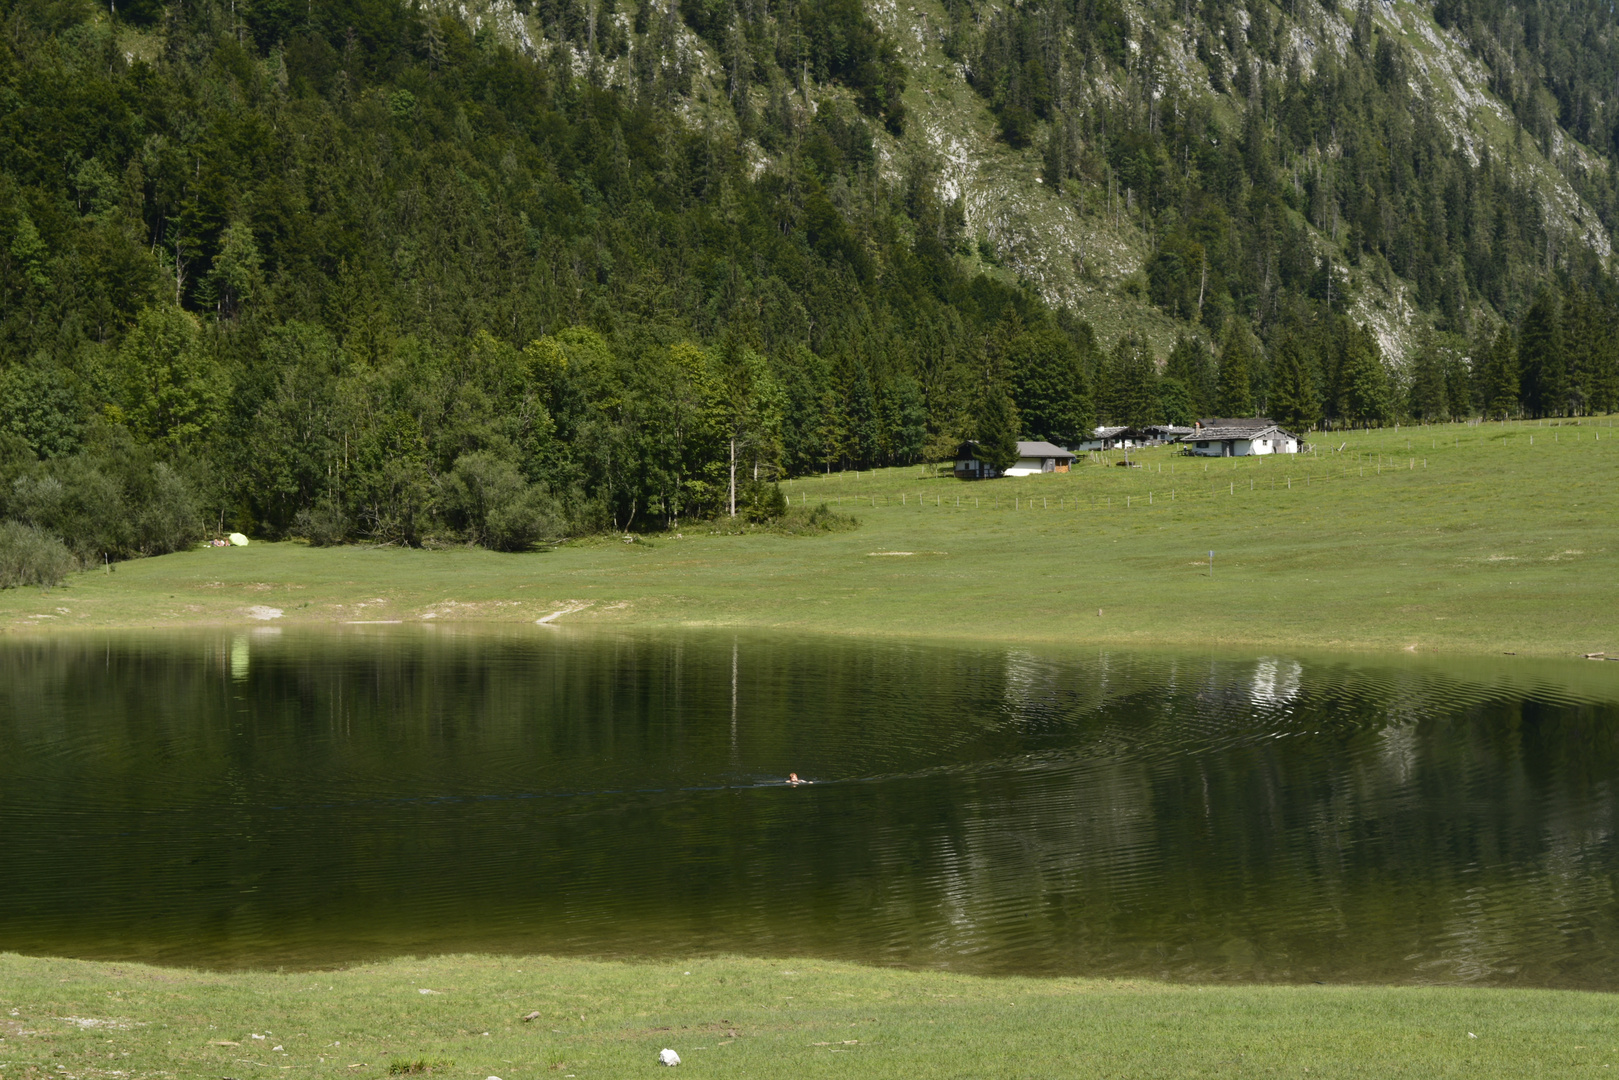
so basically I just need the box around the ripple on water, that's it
[1,631,1618,985]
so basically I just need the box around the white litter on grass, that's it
[659,1048,681,1066]
[417,988,442,995]
[1469,1032,1478,1038]
[246,606,283,621]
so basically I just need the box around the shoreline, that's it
[0,536,1613,662]
[2,421,1617,660]
[2,950,1613,1078]
[2,604,1617,664]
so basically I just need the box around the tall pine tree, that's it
[1337,324,1393,427]
[1269,334,1321,433]
[1164,336,1216,418]
[1099,333,1159,426]
[974,384,1021,472]
[1517,288,1565,417]
[1214,321,1255,418]
[1481,326,1521,419]
[1407,330,1450,421]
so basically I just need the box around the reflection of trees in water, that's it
[2,634,1618,984]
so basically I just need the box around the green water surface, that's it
[2,628,1616,987]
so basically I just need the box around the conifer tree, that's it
[1481,326,1521,419]
[1100,333,1158,426]
[1008,329,1092,445]
[1517,288,1565,417]
[1164,336,1216,418]
[1561,287,1600,415]
[1156,378,1194,425]
[1592,335,1619,416]
[1214,321,1255,418]
[1407,330,1450,421]
[1269,334,1321,432]
[1337,324,1393,427]
[974,384,1021,473]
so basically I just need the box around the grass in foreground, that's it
[1,951,1615,1079]
[2,418,1617,656]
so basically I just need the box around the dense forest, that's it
[0,0,1617,569]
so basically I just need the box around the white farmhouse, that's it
[1180,420,1301,457]
[953,440,1076,479]
[1072,425,1135,452]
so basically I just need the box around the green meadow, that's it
[3,951,1616,1080]
[3,417,1614,657]
[5,421,1618,1079]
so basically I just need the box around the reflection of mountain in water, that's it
[0,631,1617,988]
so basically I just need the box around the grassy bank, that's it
[2,418,1616,656]
[2,951,1615,1079]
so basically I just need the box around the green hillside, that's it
[1,0,1618,561]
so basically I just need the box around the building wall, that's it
[1186,436,1299,457]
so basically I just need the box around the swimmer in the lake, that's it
[787,772,811,785]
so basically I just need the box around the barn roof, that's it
[1016,440,1075,460]
[1181,423,1297,442]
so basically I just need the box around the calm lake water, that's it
[3,628,1618,987]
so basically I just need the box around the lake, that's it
[2,628,1617,987]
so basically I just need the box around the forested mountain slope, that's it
[0,0,1615,561]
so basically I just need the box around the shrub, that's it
[132,463,203,555]
[0,521,75,589]
[484,486,565,551]
[441,451,566,551]
[773,503,859,535]
[295,496,351,546]
[8,459,128,561]
[741,480,789,523]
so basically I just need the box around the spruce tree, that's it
[1482,326,1521,419]
[1214,320,1255,418]
[1407,331,1449,421]
[1338,324,1392,427]
[1156,377,1194,425]
[1517,288,1565,417]
[1101,333,1158,425]
[1592,334,1619,416]
[1561,287,1598,415]
[1164,336,1216,417]
[1008,329,1092,444]
[1269,334,1321,433]
[974,384,1021,473]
